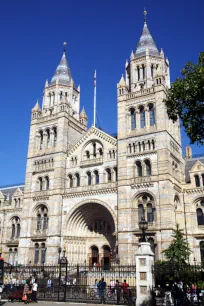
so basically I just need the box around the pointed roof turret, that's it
[80,107,88,119]
[135,10,159,58]
[32,100,41,112]
[50,50,73,86]
[118,74,126,87]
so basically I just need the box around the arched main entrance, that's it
[66,202,116,265]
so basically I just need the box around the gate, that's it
[2,262,136,304]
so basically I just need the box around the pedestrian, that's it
[31,281,38,303]
[94,279,98,297]
[0,285,2,303]
[110,279,115,294]
[122,280,129,303]
[115,280,121,305]
[47,277,52,294]
[23,281,30,304]
[98,277,106,304]
[171,281,180,306]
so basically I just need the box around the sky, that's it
[0,0,203,186]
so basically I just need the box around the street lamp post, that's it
[58,247,62,264]
[139,217,148,242]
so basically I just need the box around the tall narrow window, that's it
[86,151,90,159]
[76,173,80,187]
[69,175,73,188]
[47,129,50,147]
[94,170,99,184]
[200,241,204,264]
[197,208,203,226]
[142,65,145,79]
[9,249,13,265]
[140,106,146,128]
[37,214,41,231]
[45,176,49,190]
[202,174,204,186]
[151,64,154,79]
[43,214,48,230]
[40,131,43,150]
[41,243,46,264]
[13,248,18,266]
[145,160,151,176]
[39,177,43,191]
[114,167,118,181]
[130,108,136,130]
[138,204,144,222]
[137,66,140,81]
[53,128,57,147]
[34,243,39,264]
[136,161,142,177]
[149,104,155,126]
[11,224,15,239]
[195,175,200,187]
[93,143,96,158]
[87,172,92,186]
[147,203,154,222]
[106,169,111,182]
[16,224,20,238]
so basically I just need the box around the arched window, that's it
[16,224,20,238]
[69,174,73,188]
[53,127,57,147]
[195,175,200,187]
[40,131,43,150]
[9,248,13,265]
[34,243,39,264]
[151,64,154,79]
[43,214,48,230]
[46,129,50,147]
[138,204,144,222]
[87,172,92,186]
[200,241,204,263]
[37,214,41,230]
[197,208,204,226]
[93,143,96,158]
[202,174,204,186]
[94,170,99,184]
[136,161,142,177]
[11,224,15,239]
[86,151,90,159]
[106,169,111,183]
[39,177,43,191]
[140,106,146,128]
[13,248,18,266]
[147,203,154,222]
[149,104,155,126]
[114,167,118,181]
[130,108,136,130]
[41,243,46,264]
[76,173,80,187]
[45,176,49,190]
[145,160,151,176]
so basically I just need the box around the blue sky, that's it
[0,0,203,186]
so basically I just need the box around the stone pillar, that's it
[136,242,154,306]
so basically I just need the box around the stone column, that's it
[139,66,143,81]
[136,242,154,306]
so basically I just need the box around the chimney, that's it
[185,146,192,159]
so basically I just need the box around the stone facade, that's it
[0,16,204,266]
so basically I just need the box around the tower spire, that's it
[63,42,67,53]
[144,8,147,23]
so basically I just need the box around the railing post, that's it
[135,242,154,306]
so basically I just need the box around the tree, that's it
[165,52,204,145]
[162,224,191,264]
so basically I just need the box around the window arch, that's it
[130,108,136,130]
[138,204,144,222]
[145,160,151,176]
[9,248,13,265]
[34,243,40,264]
[139,106,146,128]
[45,176,49,190]
[94,170,99,184]
[87,171,92,186]
[136,161,142,177]
[195,175,200,187]
[68,174,73,188]
[147,203,154,222]
[114,167,118,182]
[149,104,155,126]
[75,173,80,187]
[197,208,204,226]
[11,224,15,239]
[106,168,111,183]
[11,217,20,239]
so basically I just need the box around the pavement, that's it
[1,302,118,306]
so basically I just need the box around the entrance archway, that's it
[102,246,111,270]
[66,202,116,264]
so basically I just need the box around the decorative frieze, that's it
[63,187,117,199]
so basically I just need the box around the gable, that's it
[189,160,204,173]
[0,191,4,199]
[12,187,24,197]
[67,126,117,157]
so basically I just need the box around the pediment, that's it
[67,126,117,157]
[0,191,4,199]
[12,188,23,197]
[190,160,204,173]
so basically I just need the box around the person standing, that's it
[23,281,30,304]
[110,279,115,295]
[98,277,106,304]
[47,278,52,295]
[122,280,129,303]
[31,281,38,303]
[115,280,121,305]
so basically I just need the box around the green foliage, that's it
[165,52,204,145]
[162,224,191,264]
